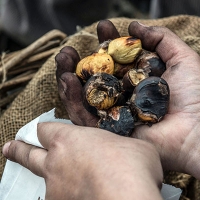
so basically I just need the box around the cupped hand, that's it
[128,21,200,179]
[2,122,163,200]
[55,20,120,127]
[55,20,200,179]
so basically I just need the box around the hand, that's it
[56,20,200,180]
[128,21,200,179]
[55,20,120,127]
[2,122,163,200]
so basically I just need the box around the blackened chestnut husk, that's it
[135,50,166,77]
[83,73,122,115]
[130,76,170,123]
[97,106,134,136]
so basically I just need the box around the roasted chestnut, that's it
[83,73,122,114]
[76,53,114,81]
[122,68,148,93]
[97,106,134,136]
[71,34,170,133]
[113,62,135,79]
[129,76,170,123]
[134,50,166,77]
[108,36,142,64]
[96,40,111,54]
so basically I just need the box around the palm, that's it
[56,20,200,178]
[133,40,200,174]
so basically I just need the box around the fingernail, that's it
[2,141,11,157]
[137,21,149,27]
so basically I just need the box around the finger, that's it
[2,140,47,177]
[55,52,75,79]
[37,122,112,152]
[60,46,80,66]
[128,21,194,64]
[58,72,99,126]
[37,122,78,150]
[97,20,120,43]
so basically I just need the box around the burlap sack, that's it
[1,15,200,199]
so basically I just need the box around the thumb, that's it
[128,21,194,64]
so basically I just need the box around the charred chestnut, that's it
[122,68,148,93]
[83,73,122,113]
[97,106,134,136]
[129,76,170,123]
[135,50,166,77]
[76,53,114,81]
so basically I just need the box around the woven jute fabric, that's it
[1,15,200,199]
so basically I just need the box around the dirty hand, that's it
[55,20,121,127]
[128,21,200,180]
[56,20,200,180]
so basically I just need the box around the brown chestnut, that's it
[129,76,170,123]
[122,68,148,93]
[108,36,142,64]
[83,73,122,114]
[134,50,166,77]
[97,106,134,136]
[76,53,114,81]
[113,62,135,79]
[96,40,111,54]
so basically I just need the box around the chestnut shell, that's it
[83,73,122,115]
[122,68,148,93]
[97,106,134,136]
[76,53,114,81]
[130,76,170,123]
[113,62,134,79]
[135,50,166,77]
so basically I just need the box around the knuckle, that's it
[7,141,32,169]
[7,141,19,161]
[49,126,69,148]
[49,125,80,149]
[27,147,41,171]
[23,147,33,168]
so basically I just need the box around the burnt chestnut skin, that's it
[130,76,170,123]
[97,106,134,137]
[83,73,122,115]
[135,50,166,77]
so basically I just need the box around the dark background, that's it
[0,0,151,52]
[1,0,200,52]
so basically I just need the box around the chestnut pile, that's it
[75,36,170,136]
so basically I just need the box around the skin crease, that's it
[2,20,200,199]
